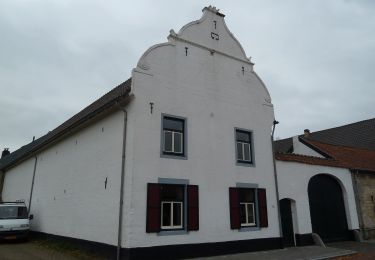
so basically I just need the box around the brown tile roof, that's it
[276,140,375,172]
[275,153,343,168]
[0,78,132,171]
[306,139,375,172]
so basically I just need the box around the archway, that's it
[308,174,350,242]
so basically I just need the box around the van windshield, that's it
[0,206,28,219]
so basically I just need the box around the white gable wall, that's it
[122,8,278,248]
[292,136,324,158]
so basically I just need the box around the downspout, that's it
[117,108,128,260]
[0,170,5,202]
[271,120,283,242]
[28,156,38,214]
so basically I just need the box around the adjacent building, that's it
[275,119,375,242]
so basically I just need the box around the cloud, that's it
[1,0,374,151]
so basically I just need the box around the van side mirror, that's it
[29,214,34,220]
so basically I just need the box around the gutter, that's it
[0,170,4,202]
[271,120,283,242]
[117,107,128,260]
[28,156,38,214]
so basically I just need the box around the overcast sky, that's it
[1,0,374,152]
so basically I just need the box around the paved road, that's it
[197,245,355,260]
[1,240,375,260]
[329,241,375,260]
[0,241,84,260]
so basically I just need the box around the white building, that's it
[275,131,360,246]
[0,6,282,259]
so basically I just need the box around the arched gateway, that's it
[308,174,350,242]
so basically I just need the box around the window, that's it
[235,129,253,164]
[160,184,184,230]
[162,115,186,158]
[146,183,199,233]
[239,188,256,227]
[229,187,268,230]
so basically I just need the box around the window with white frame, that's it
[162,116,185,156]
[146,183,199,233]
[235,129,253,164]
[160,184,184,230]
[239,188,256,227]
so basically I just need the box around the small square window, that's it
[162,115,186,158]
[235,129,253,165]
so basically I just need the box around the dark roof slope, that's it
[274,138,293,153]
[274,118,375,153]
[306,118,375,151]
[0,78,132,171]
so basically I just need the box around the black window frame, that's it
[238,188,257,227]
[235,128,254,166]
[160,184,185,231]
[161,114,187,159]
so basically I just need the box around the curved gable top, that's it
[174,6,249,62]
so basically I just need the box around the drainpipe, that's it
[28,156,38,214]
[0,170,5,202]
[271,120,283,241]
[117,108,128,260]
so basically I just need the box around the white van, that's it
[0,202,32,241]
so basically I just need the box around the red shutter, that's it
[258,188,268,227]
[229,187,240,229]
[146,183,161,233]
[187,185,199,231]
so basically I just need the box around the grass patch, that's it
[31,237,105,260]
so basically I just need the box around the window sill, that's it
[239,226,261,232]
[161,153,187,160]
[157,230,188,236]
[236,161,255,167]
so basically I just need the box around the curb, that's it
[308,249,357,260]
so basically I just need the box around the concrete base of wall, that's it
[295,233,314,246]
[31,231,282,260]
[362,228,375,240]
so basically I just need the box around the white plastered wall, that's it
[122,8,279,248]
[292,136,324,158]
[2,110,125,246]
[277,160,359,235]
[2,157,36,206]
